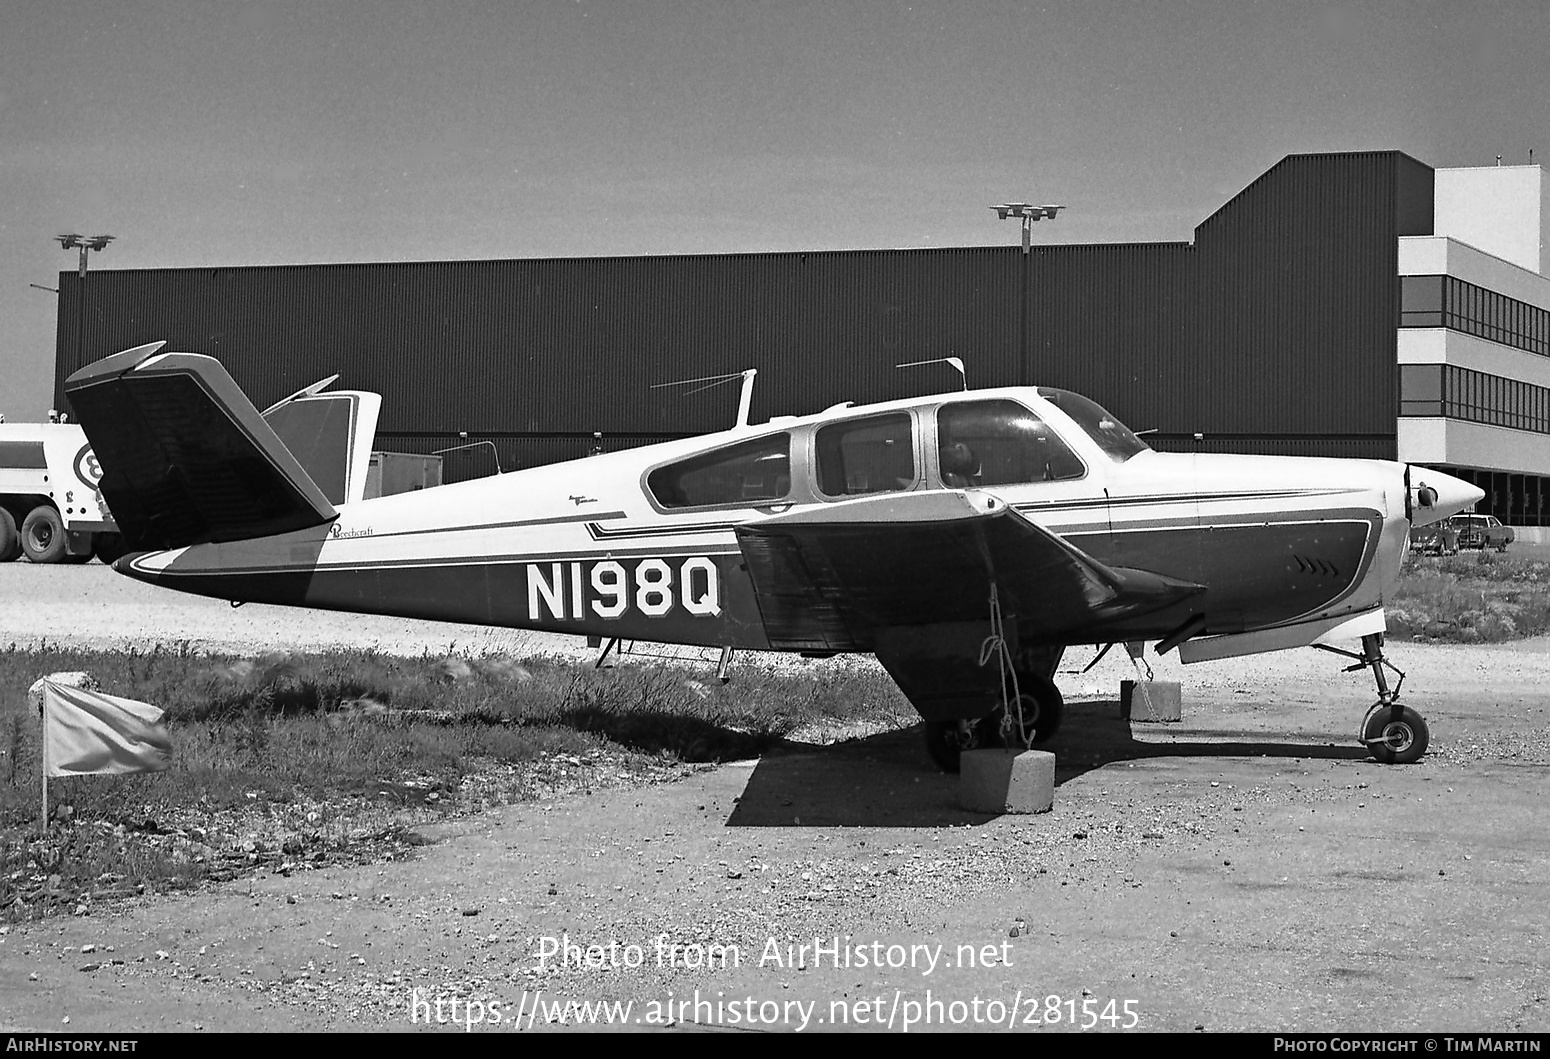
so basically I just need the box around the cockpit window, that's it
[1036,388,1150,462]
[816,413,915,496]
[936,399,1085,486]
[647,433,791,509]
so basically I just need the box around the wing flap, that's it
[65,344,337,551]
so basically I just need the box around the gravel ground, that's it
[1,562,1548,1033]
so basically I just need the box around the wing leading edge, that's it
[64,343,337,551]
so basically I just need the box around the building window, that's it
[1399,364,1443,416]
[1404,275,1550,359]
[647,433,791,509]
[1406,364,1550,437]
[1400,276,1443,327]
[815,413,915,496]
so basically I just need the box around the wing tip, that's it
[64,341,169,388]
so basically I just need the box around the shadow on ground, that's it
[726,700,1366,827]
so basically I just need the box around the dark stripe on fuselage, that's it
[1012,487,1364,513]
[134,551,774,649]
[1038,513,1378,537]
[586,519,740,539]
[142,541,744,579]
[568,488,1367,545]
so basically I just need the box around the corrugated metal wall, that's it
[1023,241,1193,436]
[1188,151,1429,452]
[57,152,1430,466]
[57,247,1018,440]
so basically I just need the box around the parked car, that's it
[1409,520,1460,555]
[1450,513,1514,552]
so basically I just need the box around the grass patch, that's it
[0,645,909,919]
[1390,549,1550,642]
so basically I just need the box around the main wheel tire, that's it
[998,670,1065,745]
[1362,704,1429,765]
[0,509,20,562]
[924,717,993,773]
[20,506,67,564]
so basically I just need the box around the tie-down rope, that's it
[1124,641,1160,721]
[978,583,1032,749]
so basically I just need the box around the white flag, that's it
[43,680,172,777]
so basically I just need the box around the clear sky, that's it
[3,0,1546,419]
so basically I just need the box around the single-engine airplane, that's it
[66,342,1481,771]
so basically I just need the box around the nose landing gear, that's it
[1316,633,1429,764]
[1360,702,1429,764]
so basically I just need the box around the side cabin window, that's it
[936,399,1085,486]
[815,412,915,496]
[647,433,791,509]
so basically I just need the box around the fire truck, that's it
[0,419,123,563]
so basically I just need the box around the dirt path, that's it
[1,564,1548,1032]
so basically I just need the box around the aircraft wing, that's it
[64,343,337,551]
[734,490,1202,652]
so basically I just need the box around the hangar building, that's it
[52,150,1550,527]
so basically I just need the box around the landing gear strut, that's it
[1316,633,1429,765]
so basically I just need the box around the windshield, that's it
[1036,388,1150,462]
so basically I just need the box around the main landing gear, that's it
[924,666,1065,774]
[1317,633,1429,765]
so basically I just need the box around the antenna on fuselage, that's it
[896,356,967,391]
[650,368,759,429]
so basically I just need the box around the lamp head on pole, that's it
[989,203,1064,222]
[990,204,1063,253]
[55,233,114,278]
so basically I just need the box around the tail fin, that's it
[65,343,337,551]
[261,378,382,505]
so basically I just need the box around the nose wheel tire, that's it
[1360,703,1429,765]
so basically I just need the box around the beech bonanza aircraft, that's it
[66,342,1481,771]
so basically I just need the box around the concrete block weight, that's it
[1121,680,1182,722]
[959,749,1055,814]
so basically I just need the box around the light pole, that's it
[990,204,1063,384]
[55,234,114,383]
